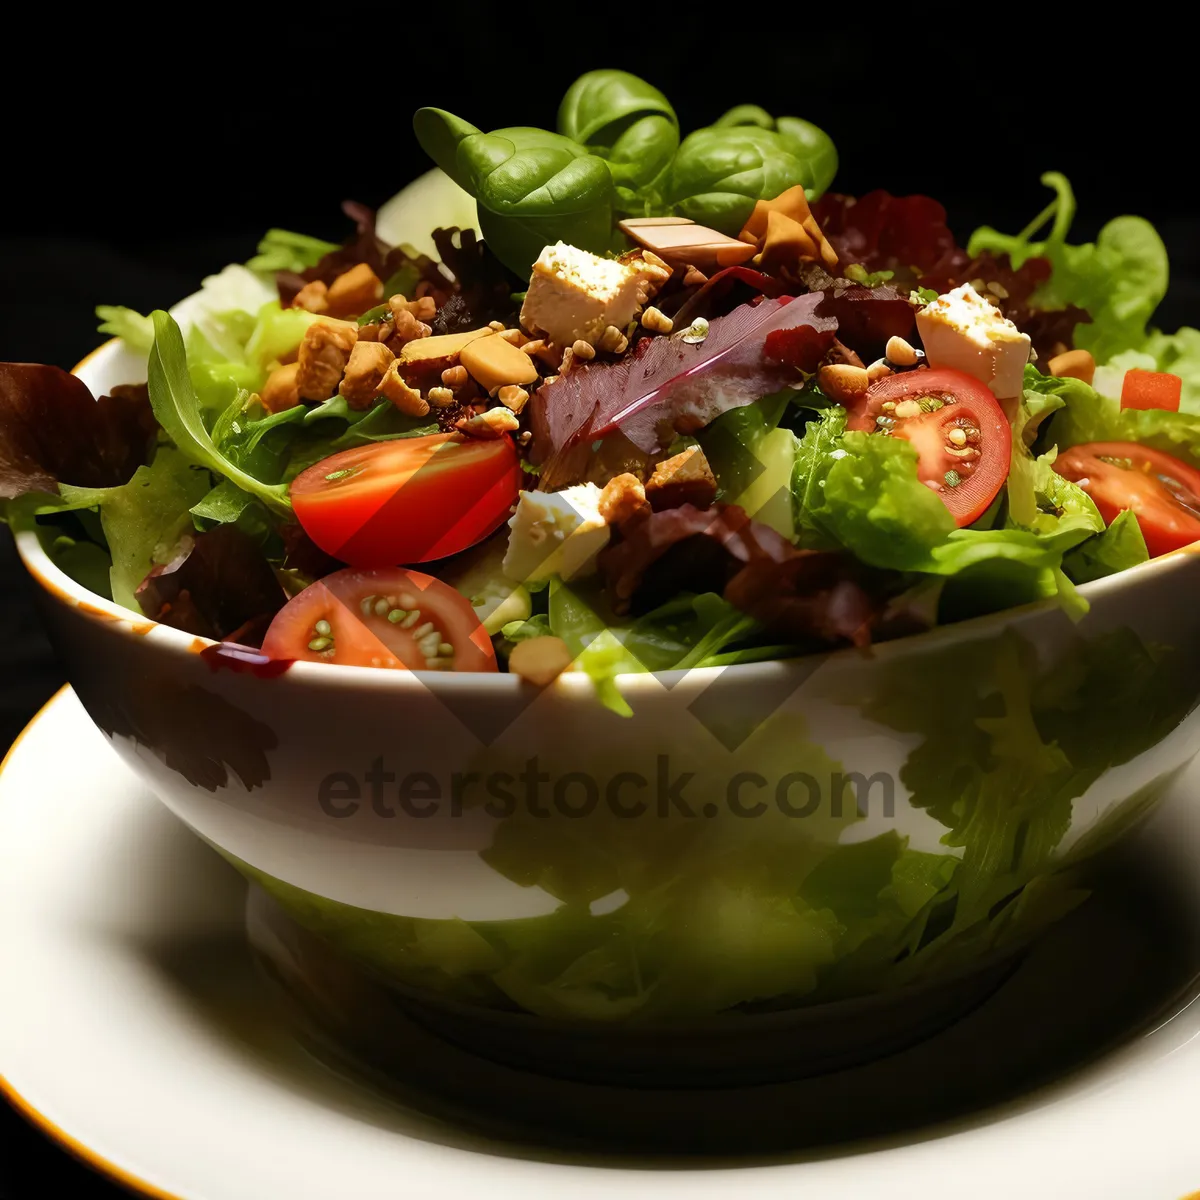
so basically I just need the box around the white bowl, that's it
[14,336,1200,1067]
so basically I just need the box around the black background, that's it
[0,20,1196,1197]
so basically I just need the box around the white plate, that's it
[3,688,1200,1200]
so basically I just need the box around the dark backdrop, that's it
[1,21,1196,1197]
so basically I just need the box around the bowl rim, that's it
[13,337,1200,696]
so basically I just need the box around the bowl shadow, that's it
[95,794,1200,1165]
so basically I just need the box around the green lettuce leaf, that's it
[244,229,339,275]
[699,393,796,538]
[48,448,212,609]
[147,311,292,517]
[968,172,1169,362]
[547,580,759,715]
[792,404,1100,619]
[1030,366,1200,468]
[1062,510,1148,585]
[95,306,155,352]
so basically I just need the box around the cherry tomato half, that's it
[1053,441,1200,559]
[847,367,1011,527]
[261,567,498,672]
[291,433,521,568]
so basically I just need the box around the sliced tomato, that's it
[1053,441,1200,558]
[261,568,498,672]
[291,433,521,568]
[847,367,1011,526]
[1121,369,1181,413]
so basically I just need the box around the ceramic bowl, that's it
[14,336,1200,1080]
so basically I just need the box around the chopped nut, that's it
[399,328,493,378]
[1048,348,1095,386]
[338,341,395,410]
[326,264,384,319]
[292,280,329,314]
[817,363,870,405]
[598,473,650,526]
[441,365,469,389]
[456,407,520,439]
[641,249,671,275]
[296,319,358,402]
[355,323,381,343]
[893,399,922,420]
[641,306,673,335]
[494,328,523,346]
[520,338,546,358]
[571,339,596,361]
[683,266,709,288]
[407,296,437,322]
[885,335,921,368]
[559,347,576,376]
[488,320,507,332]
[597,325,629,354]
[508,636,573,687]
[259,362,302,413]
[498,385,529,413]
[427,386,456,407]
[379,362,430,417]
[392,309,432,348]
[460,334,539,395]
[645,446,717,511]
[866,358,893,383]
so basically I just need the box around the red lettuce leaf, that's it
[813,191,967,292]
[811,192,1090,357]
[0,365,156,499]
[666,266,785,328]
[598,502,881,647]
[135,525,286,644]
[530,294,835,490]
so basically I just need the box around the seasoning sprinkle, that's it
[944,469,962,487]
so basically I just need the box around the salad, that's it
[4,69,1200,714]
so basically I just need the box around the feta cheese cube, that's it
[502,483,610,584]
[915,283,1032,400]
[519,243,653,348]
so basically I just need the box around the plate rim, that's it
[0,684,179,1200]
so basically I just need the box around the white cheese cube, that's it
[915,283,1032,400]
[519,243,651,348]
[502,483,610,584]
